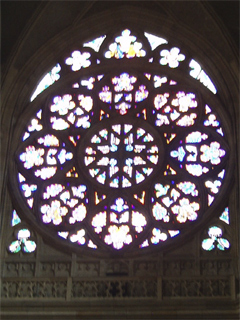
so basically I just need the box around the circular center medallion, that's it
[81,122,161,188]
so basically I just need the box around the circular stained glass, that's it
[79,120,163,189]
[12,29,229,255]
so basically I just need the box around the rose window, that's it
[11,29,230,255]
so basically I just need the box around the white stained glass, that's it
[155,183,170,197]
[67,199,78,208]
[186,164,209,176]
[88,240,97,249]
[65,51,91,71]
[72,185,86,198]
[25,113,43,139]
[38,134,59,147]
[30,64,61,102]
[17,28,228,253]
[160,47,185,68]
[35,167,57,180]
[154,93,169,110]
[83,35,106,52]
[153,75,168,88]
[41,200,68,225]
[168,230,180,237]
[92,211,107,233]
[177,182,198,196]
[156,114,170,126]
[202,226,230,251]
[186,131,208,143]
[70,204,87,223]
[171,92,197,112]
[9,240,21,253]
[9,227,37,254]
[105,29,146,59]
[116,102,131,115]
[58,149,73,164]
[151,228,168,244]
[170,146,186,162]
[27,198,34,208]
[24,240,37,253]
[59,191,70,204]
[205,179,221,194]
[204,114,220,127]
[202,238,215,251]
[78,95,93,112]
[200,142,225,165]
[140,239,149,248]
[81,77,95,89]
[172,198,199,223]
[189,59,217,94]
[70,229,86,245]
[135,85,149,102]
[176,114,197,126]
[186,145,198,161]
[144,32,168,50]
[46,149,57,165]
[51,95,75,116]
[50,117,70,130]
[132,211,147,232]
[152,202,169,222]
[208,195,214,206]
[43,184,64,199]
[113,73,137,92]
[58,231,69,239]
[18,229,30,240]
[21,183,37,198]
[104,225,132,249]
[20,146,44,169]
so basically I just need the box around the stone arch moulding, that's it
[4,5,237,262]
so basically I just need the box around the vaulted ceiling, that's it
[1,0,239,74]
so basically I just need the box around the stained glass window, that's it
[10,29,230,256]
[9,210,36,253]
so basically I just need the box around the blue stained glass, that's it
[219,207,229,224]
[12,210,21,226]
[155,183,169,197]
[111,198,128,213]
[110,144,118,152]
[23,240,37,253]
[202,238,215,251]
[9,240,21,253]
[186,131,208,143]
[110,178,119,188]
[143,133,153,142]
[126,144,133,152]
[136,128,145,139]
[97,172,106,184]
[217,238,230,250]
[170,146,186,162]
[21,184,37,198]
[122,176,131,187]
[178,181,198,196]
[91,135,101,143]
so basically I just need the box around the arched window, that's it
[9,27,231,257]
